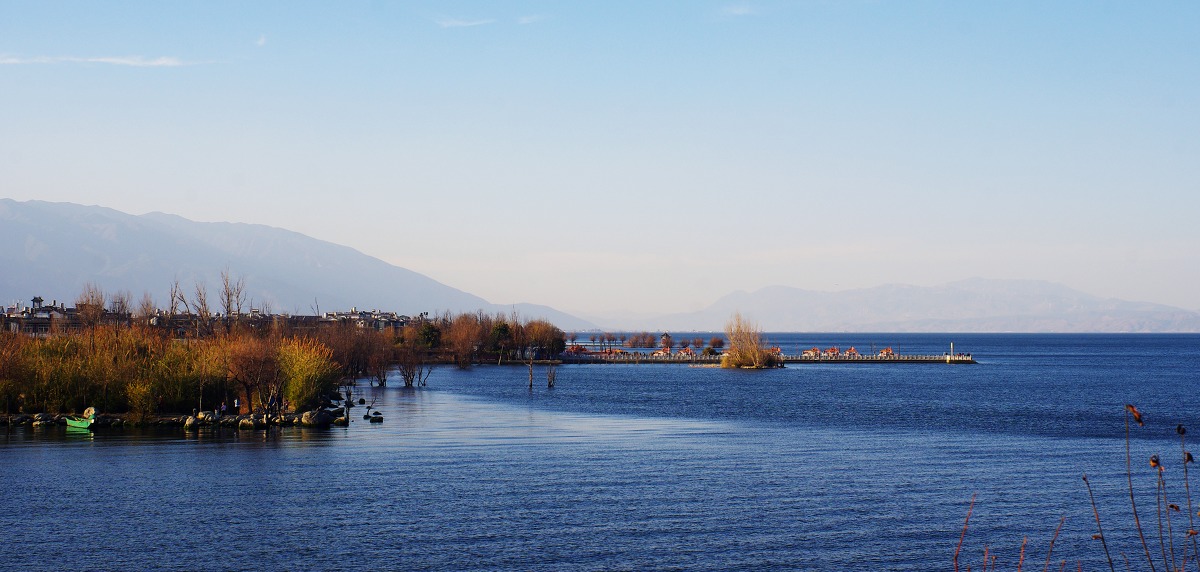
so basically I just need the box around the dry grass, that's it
[959,404,1200,571]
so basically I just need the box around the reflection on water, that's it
[0,387,766,571]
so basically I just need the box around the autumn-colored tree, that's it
[279,336,339,411]
[226,335,279,414]
[721,313,779,369]
[490,321,514,364]
[395,331,432,388]
[315,322,391,382]
[109,290,132,327]
[75,282,106,352]
[524,320,566,358]
[136,291,158,329]
[626,332,657,348]
[446,312,483,369]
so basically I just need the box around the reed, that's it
[959,405,1200,571]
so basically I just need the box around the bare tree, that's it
[219,268,247,334]
[190,281,212,338]
[109,290,132,331]
[75,282,106,351]
[395,336,432,387]
[168,278,183,317]
[136,291,157,327]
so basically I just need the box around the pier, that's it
[558,353,976,365]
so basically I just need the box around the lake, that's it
[2,333,1198,570]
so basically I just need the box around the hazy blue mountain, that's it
[624,278,1200,332]
[0,199,595,329]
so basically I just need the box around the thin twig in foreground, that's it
[1084,474,1116,572]
[956,493,976,572]
[1044,516,1065,572]
[1126,404,1158,572]
[1018,536,1028,572]
[1178,424,1199,572]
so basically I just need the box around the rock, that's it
[238,418,257,430]
[184,416,198,431]
[369,415,383,423]
[333,416,349,427]
[300,409,335,428]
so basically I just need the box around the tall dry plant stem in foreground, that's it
[955,493,975,572]
[1153,458,1172,571]
[1178,425,1200,572]
[1083,474,1116,572]
[1018,535,1028,572]
[1043,516,1065,572]
[1127,404,1158,572]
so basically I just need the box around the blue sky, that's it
[3,1,1198,316]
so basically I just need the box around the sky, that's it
[3,1,1198,317]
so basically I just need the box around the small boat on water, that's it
[65,407,96,430]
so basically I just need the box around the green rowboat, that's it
[65,407,96,430]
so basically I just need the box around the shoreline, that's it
[0,407,360,430]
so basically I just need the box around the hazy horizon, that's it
[4,2,1197,316]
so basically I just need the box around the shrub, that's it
[720,313,780,369]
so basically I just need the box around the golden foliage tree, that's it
[279,337,339,411]
[721,312,780,369]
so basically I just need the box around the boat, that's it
[65,407,96,430]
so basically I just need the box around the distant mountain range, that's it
[0,199,595,329]
[623,279,1200,332]
[4,199,1197,333]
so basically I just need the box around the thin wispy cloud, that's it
[435,17,495,28]
[517,14,548,25]
[723,3,758,16]
[0,55,190,67]
[256,34,267,47]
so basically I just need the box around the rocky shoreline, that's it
[0,407,372,430]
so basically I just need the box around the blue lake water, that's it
[2,333,1199,570]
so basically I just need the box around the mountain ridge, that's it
[605,278,1200,332]
[0,199,595,329]
[5,199,1197,333]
